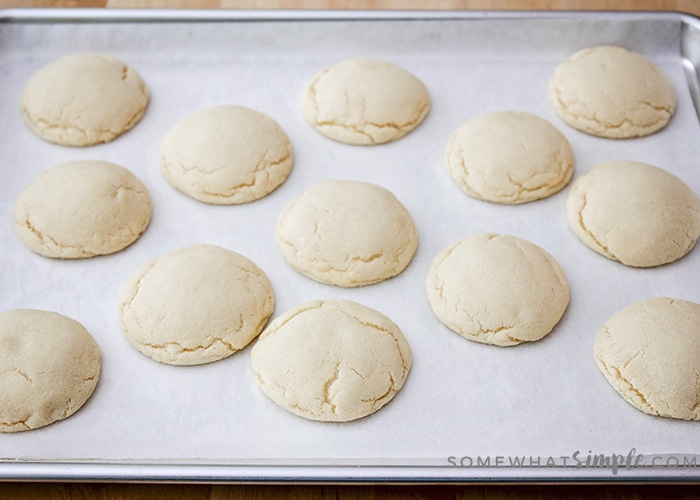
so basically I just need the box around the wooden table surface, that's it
[2,0,699,14]
[1,0,698,498]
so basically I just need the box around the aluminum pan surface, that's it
[0,9,699,482]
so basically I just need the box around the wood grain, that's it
[0,0,698,14]
[1,482,700,499]
[105,0,700,15]
[0,0,698,498]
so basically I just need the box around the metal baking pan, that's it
[1,8,699,483]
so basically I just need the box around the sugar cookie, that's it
[0,309,101,432]
[119,244,274,366]
[14,160,152,259]
[251,299,412,422]
[159,105,293,205]
[594,297,700,420]
[276,180,418,287]
[566,161,700,267]
[549,45,676,138]
[301,58,430,145]
[426,233,569,346]
[445,111,574,204]
[21,52,149,146]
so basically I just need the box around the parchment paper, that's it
[0,11,698,480]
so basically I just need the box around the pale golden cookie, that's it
[159,105,293,205]
[119,244,274,366]
[445,111,574,204]
[14,160,152,259]
[566,161,700,267]
[594,297,700,420]
[301,58,430,145]
[549,45,676,138]
[251,299,412,422]
[426,233,570,346]
[0,309,101,432]
[276,180,418,287]
[21,52,149,146]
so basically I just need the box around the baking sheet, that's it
[0,9,699,482]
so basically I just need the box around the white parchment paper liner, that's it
[0,12,698,479]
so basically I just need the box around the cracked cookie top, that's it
[119,244,275,366]
[21,52,149,147]
[426,233,570,347]
[159,105,293,205]
[251,299,412,422]
[13,160,152,259]
[566,161,700,267]
[445,110,574,204]
[275,179,418,287]
[301,58,430,145]
[549,45,676,139]
[0,309,101,432]
[594,297,700,420]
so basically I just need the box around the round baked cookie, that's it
[276,180,418,287]
[0,309,101,432]
[159,105,293,205]
[119,244,274,366]
[426,233,570,346]
[301,58,430,145]
[549,45,676,138]
[566,161,700,267]
[21,52,149,146]
[14,160,152,259]
[251,299,412,422]
[594,297,700,420]
[445,111,574,204]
